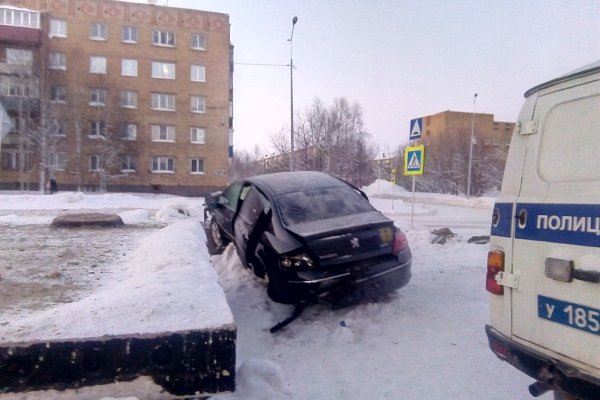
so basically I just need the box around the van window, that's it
[539,95,600,182]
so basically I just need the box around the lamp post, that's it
[466,93,478,198]
[288,16,298,171]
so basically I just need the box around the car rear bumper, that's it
[485,324,600,399]
[289,253,412,306]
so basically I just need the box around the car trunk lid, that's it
[285,212,395,266]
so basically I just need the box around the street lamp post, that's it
[289,16,298,172]
[466,93,478,198]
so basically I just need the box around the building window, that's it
[122,25,138,43]
[121,123,137,140]
[151,125,175,142]
[89,121,106,138]
[121,90,138,108]
[10,116,28,132]
[191,65,206,82]
[152,30,175,47]
[1,150,28,170]
[49,18,67,37]
[48,153,67,170]
[191,33,205,50]
[8,82,30,97]
[151,93,176,111]
[50,85,66,102]
[121,59,138,77]
[2,150,32,170]
[90,22,107,40]
[90,56,107,74]
[7,49,32,65]
[89,88,107,106]
[191,96,205,113]
[190,127,205,144]
[190,158,205,174]
[152,61,176,79]
[49,119,66,136]
[121,155,136,172]
[90,154,102,171]
[0,8,40,28]
[48,52,66,70]
[152,156,175,173]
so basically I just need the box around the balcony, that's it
[0,61,34,76]
[0,95,40,113]
[0,25,41,46]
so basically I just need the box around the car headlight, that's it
[280,253,314,269]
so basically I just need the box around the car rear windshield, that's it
[277,185,374,225]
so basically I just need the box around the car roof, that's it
[246,171,347,196]
[525,59,600,98]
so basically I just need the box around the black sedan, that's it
[206,171,412,306]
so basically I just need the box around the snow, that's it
[0,183,551,399]
[1,192,233,342]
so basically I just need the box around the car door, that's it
[511,77,600,373]
[214,181,243,240]
[233,185,270,268]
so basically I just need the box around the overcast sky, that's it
[138,0,599,155]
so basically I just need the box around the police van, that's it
[486,61,600,400]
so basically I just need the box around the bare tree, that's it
[43,47,132,193]
[229,147,262,180]
[270,97,375,186]
[0,49,39,191]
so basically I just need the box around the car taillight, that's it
[393,228,409,254]
[486,250,505,295]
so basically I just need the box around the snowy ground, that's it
[0,183,550,399]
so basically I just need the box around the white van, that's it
[486,61,600,400]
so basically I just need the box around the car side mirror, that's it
[205,191,222,209]
[218,196,228,206]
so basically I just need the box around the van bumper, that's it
[485,324,600,399]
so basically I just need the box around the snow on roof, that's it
[0,5,40,12]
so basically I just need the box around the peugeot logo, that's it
[350,237,360,248]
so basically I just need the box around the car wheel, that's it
[265,266,298,304]
[210,220,227,249]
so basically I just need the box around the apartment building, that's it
[0,0,233,195]
[418,110,514,148]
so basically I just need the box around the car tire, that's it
[266,266,297,305]
[210,220,228,249]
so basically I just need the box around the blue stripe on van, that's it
[490,202,513,238]
[515,203,600,247]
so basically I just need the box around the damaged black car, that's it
[206,171,412,306]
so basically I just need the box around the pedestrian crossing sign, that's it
[404,145,424,175]
[409,118,423,140]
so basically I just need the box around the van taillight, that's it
[486,250,505,295]
[393,228,409,254]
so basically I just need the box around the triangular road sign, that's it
[408,152,421,169]
[409,118,422,140]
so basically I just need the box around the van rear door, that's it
[511,75,600,374]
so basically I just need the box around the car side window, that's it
[223,182,243,211]
[239,186,270,228]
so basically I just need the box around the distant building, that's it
[0,0,233,195]
[418,110,514,148]
[408,110,515,195]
